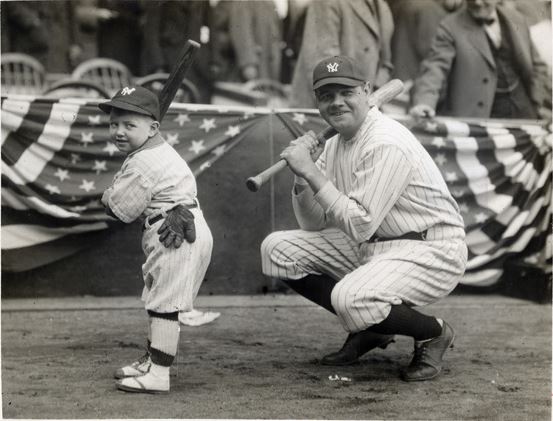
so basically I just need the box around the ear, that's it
[148,120,160,137]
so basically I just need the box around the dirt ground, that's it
[1,293,551,420]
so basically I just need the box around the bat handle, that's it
[246,160,288,192]
[245,126,337,192]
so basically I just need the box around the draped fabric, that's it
[2,96,551,288]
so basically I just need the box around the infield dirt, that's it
[1,293,551,420]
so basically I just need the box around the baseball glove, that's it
[158,205,196,248]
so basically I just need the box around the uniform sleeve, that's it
[101,168,154,224]
[313,144,412,244]
[411,21,457,110]
[291,152,327,231]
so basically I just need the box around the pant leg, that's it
[260,228,361,281]
[331,238,467,333]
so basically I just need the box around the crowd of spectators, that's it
[1,0,551,119]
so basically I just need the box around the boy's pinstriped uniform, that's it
[261,107,468,333]
[103,138,212,313]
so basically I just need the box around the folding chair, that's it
[43,78,111,99]
[1,53,47,95]
[72,58,133,96]
[244,79,289,107]
[135,72,201,104]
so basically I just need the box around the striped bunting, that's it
[1,96,551,289]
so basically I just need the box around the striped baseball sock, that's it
[368,304,442,341]
[148,311,180,367]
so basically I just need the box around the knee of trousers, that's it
[260,231,293,276]
[330,281,378,320]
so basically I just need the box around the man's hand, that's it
[409,104,436,119]
[280,131,321,178]
[157,205,196,249]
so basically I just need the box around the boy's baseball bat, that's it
[158,39,201,121]
[245,79,405,192]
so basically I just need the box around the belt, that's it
[369,230,427,243]
[143,203,198,230]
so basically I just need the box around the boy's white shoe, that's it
[114,353,152,379]
[116,364,170,394]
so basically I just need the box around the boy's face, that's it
[109,109,158,154]
[315,82,371,139]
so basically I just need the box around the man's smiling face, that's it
[315,83,371,139]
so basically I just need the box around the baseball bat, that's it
[245,79,405,192]
[158,39,201,121]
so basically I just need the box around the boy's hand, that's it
[158,205,196,248]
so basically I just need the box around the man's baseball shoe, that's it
[321,331,395,366]
[116,369,169,394]
[400,320,455,382]
[114,352,152,379]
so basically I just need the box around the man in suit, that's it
[410,0,551,120]
[391,0,463,83]
[289,0,394,108]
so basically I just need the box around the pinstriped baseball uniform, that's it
[261,107,468,333]
[102,134,213,313]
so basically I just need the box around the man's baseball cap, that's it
[99,86,160,121]
[312,56,366,90]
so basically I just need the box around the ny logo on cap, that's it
[327,63,339,73]
[121,87,136,96]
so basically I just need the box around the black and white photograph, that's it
[1,0,551,419]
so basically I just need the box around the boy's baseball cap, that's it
[312,56,366,90]
[98,86,160,121]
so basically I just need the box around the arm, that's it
[410,21,457,113]
[101,169,152,224]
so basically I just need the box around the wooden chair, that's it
[1,53,47,95]
[244,79,289,107]
[135,72,200,104]
[71,58,132,96]
[43,78,111,99]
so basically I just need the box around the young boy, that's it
[99,86,213,394]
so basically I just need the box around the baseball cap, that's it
[98,86,160,121]
[312,56,366,90]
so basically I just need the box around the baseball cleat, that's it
[400,320,455,382]
[116,370,169,394]
[114,352,152,379]
[321,331,395,366]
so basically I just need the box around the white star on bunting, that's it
[434,153,447,166]
[54,168,70,182]
[475,213,488,224]
[166,133,180,146]
[199,118,216,133]
[292,113,307,125]
[200,161,211,171]
[225,125,241,137]
[71,154,82,164]
[212,145,226,156]
[88,115,101,125]
[45,184,61,194]
[445,171,458,182]
[80,132,94,147]
[431,137,446,148]
[189,140,206,155]
[425,122,439,133]
[243,111,255,120]
[458,202,469,213]
[174,114,190,126]
[93,160,107,174]
[103,142,119,156]
[79,179,95,192]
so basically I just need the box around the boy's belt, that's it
[369,230,427,243]
[144,203,198,229]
